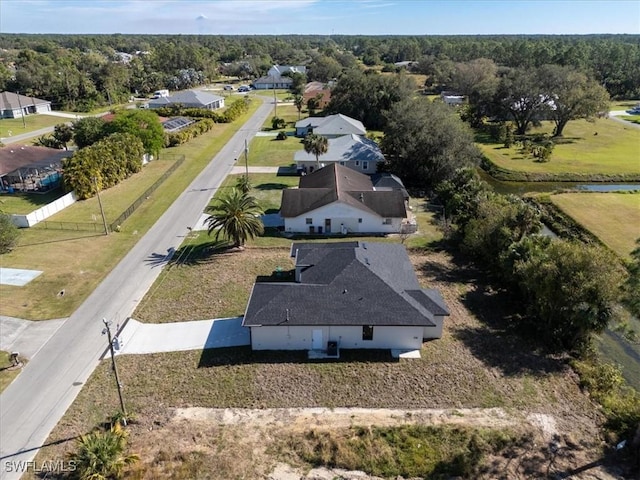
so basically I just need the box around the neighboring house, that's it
[295,113,366,138]
[253,65,307,90]
[253,74,293,90]
[280,163,411,235]
[0,145,70,192]
[303,81,331,109]
[394,61,417,69]
[294,134,384,174]
[267,65,307,77]
[0,92,52,119]
[148,90,225,110]
[242,241,450,355]
[440,91,465,106]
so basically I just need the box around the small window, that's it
[362,325,374,341]
[363,161,369,170]
[305,218,313,225]
[339,161,345,165]
[358,218,363,223]
[355,160,360,166]
[383,218,392,225]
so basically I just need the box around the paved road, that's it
[0,99,274,479]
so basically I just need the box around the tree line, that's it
[0,34,637,111]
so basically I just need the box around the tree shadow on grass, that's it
[417,251,567,377]
[255,182,291,190]
[166,240,235,266]
[197,346,398,367]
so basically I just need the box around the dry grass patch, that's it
[0,351,23,392]
[550,192,640,258]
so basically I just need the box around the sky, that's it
[0,0,638,35]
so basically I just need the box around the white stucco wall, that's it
[11,191,78,228]
[250,325,425,351]
[283,201,402,234]
[423,316,445,339]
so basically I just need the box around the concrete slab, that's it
[115,317,249,355]
[193,213,210,231]
[0,268,43,286]
[391,349,421,359]
[0,316,67,359]
[230,166,279,174]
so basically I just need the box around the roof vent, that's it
[359,193,364,202]
[343,289,348,294]
[285,308,290,322]
[362,242,367,249]
[364,257,370,265]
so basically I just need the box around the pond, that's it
[478,170,640,195]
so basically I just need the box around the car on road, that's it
[224,85,234,91]
[237,85,250,93]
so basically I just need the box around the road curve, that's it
[0,98,274,480]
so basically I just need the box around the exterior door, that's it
[312,329,323,350]
[324,218,331,233]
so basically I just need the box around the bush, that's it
[276,131,288,141]
[163,119,215,147]
[271,117,286,130]
[0,213,19,254]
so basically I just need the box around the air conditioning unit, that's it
[327,341,338,356]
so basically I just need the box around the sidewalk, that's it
[0,316,67,360]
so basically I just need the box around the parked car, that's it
[224,85,234,91]
[237,86,250,93]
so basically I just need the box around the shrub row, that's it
[164,119,215,147]
[153,98,251,124]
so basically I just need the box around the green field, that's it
[0,189,65,214]
[0,101,262,320]
[247,135,303,166]
[479,118,640,176]
[550,192,640,258]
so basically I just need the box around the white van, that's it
[152,89,169,99]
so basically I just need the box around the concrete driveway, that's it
[114,317,249,355]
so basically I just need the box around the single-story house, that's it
[253,74,293,90]
[294,134,384,175]
[440,91,465,106]
[1,92,52,119]
[0,145,71,192]
[295,113,366,138]
[268,65,307,77]
[303,81,331,109]
[148,90,225,110]
[280,163,410,235]
[242,241,450,354]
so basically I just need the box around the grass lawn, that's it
[478,118,640,176]
[0,189,65,214]
[550,192,640,258]
[247,135,303,167]
[0,351,23,392]
[262,104,300,131]
[620,114,640,125]
[254,89,295,102]
[0,100,262,320]
[611,99,640,110]
[0,115,66,138]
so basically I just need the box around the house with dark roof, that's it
[1,92,52,119]
[0,145,71,192]
[293,134,384,175]
[280,163,411,235]
[252,65,307,90]
[295,114,366,138]
[242,242,449,356]
[148,90,224,110]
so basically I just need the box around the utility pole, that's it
[272,75,277,118]
[15,91,26,129]
[94,177,109,235]
[102,318,127,425]
[244,138,249,179]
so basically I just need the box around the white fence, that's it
[11,191,77,228]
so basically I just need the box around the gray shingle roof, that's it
[293,134,385,164]
[0,91,50,110]
[279,163,406,218]
[243,242,450,328]
[149,90,223,108]
[294,114,366,136]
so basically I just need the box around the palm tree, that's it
[70,422,139,480]
[293,94,304,120]
[302,133,329,170]
[235,175,252,195]
[206,188,264,249]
